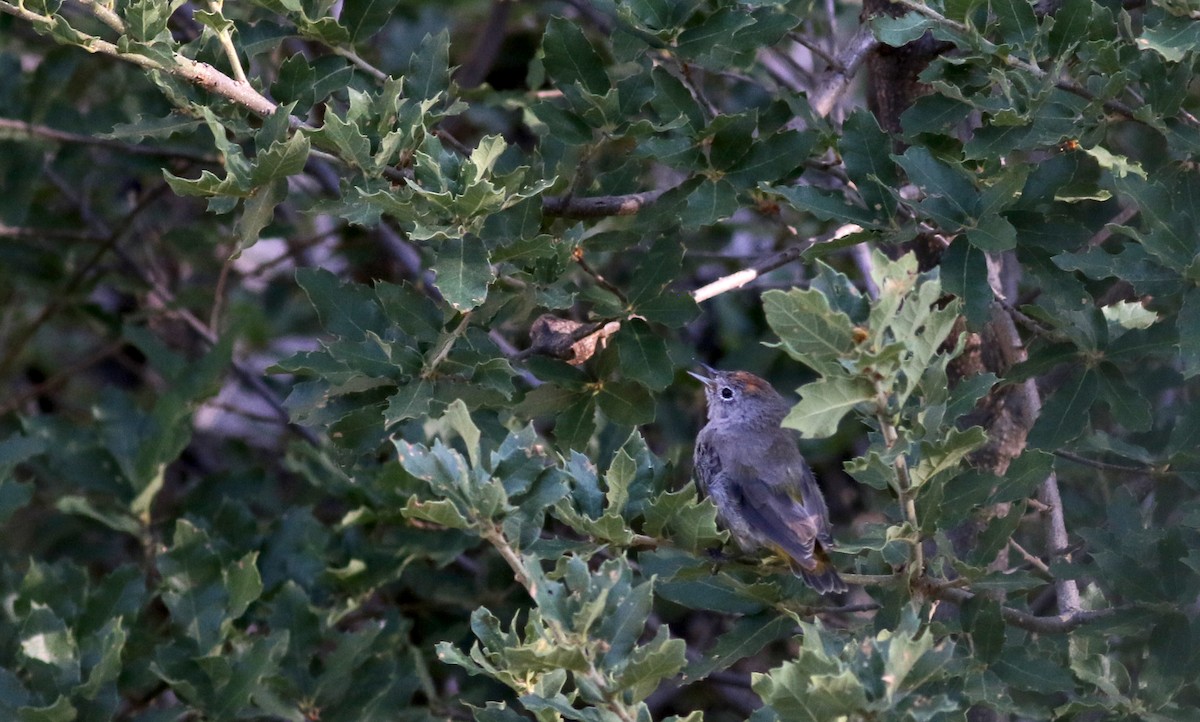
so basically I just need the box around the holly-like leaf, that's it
[433,235,494,312]
[763,287,858,376]
[783,376,874,439]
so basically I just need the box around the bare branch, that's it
[0,2,278,116]
[928,584,1120,634]
[542,187,671,218]
[692,223,863,303]
[809,25,879,118]
[1038,472,1082,614]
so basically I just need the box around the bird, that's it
[690,366,847,594]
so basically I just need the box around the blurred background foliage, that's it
[1,0,1200,719]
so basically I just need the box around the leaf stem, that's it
[874,382,924,579]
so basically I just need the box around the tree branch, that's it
[808,25,879,118]
[1038,472,1081,613]
[542,187,671,218]
[692,223,863,303]
[928,584,1120,634]
[0,117,218,162]
[0,0,280,117]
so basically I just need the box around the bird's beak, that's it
[688,364,717,386]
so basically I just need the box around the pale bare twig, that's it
[692,223,863,303]
[808,25,879,119]
[1038,472,1081,613]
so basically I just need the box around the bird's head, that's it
[688,366,789,427]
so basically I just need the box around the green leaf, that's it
[271,54,354,108]
[1140,14,1200,62]
[597,380,655,426]
[683,615,795,681]
[895,146,980,233]
[249,130,310,186]
[17,696,76,722]
[940,240,992,328]
[990,0,1036,47]
[614,319,673,391]
[615,628,686,702]
[296,268,386,339]
[554,395,597,452]
[763,287,858,376]
[912,426,987,488]
[310,110,373,170]
[783,376,875,439]
[871,12,939,46]
[1027,368,1097,449]
[683,179,739,227]
[842,110,899,221]
[605,448,636,516]
[725,129,812,186]
[434,235,494,311]
[19,606,80,686]
[226,552,262,620]
[402,497,472,529]
[754,647,868,721]
[643,488,726,553]
[104,111,203,140]
[76,619,126,699]
[235,176,286,253]
[339,0,402,41]
[963,596,1005,664]
[1179,287,1200,378]
[1047,0,1092,57]
[542,18,609,95]
[763,183,886,228]
[1096,363,1152,432]
[122,0,174,41]
[0,433,43,523]
[405,30,452,101]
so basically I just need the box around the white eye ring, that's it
[719,386,735,400]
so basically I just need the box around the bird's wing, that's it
[732,472,822,570]
[693,430,719,496]
[759,435,836,548]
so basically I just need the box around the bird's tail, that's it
[794,550,847,594]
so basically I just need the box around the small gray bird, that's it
[691,366,846,594]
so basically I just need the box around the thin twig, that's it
[0,117,218,162]
[210,251,235,333]
[1087,204,1141,247]
[0,223,105,242]
[542,187,672,218]
[0,340,126,417]
[1008,538,1052,576]
[1053,449,1156,474]
[692,223,863,303]
[0,184,168,379]
[328,45,388,81]
[423,312,472,378]
[849,242,879,300]
[808,25,879,119]
[573,246,629,305]
[39,171,320,447]
[1038,472,1081,613]
[77,0,124,33]
[928,584,1119,633]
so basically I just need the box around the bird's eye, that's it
[719,386,735,400]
